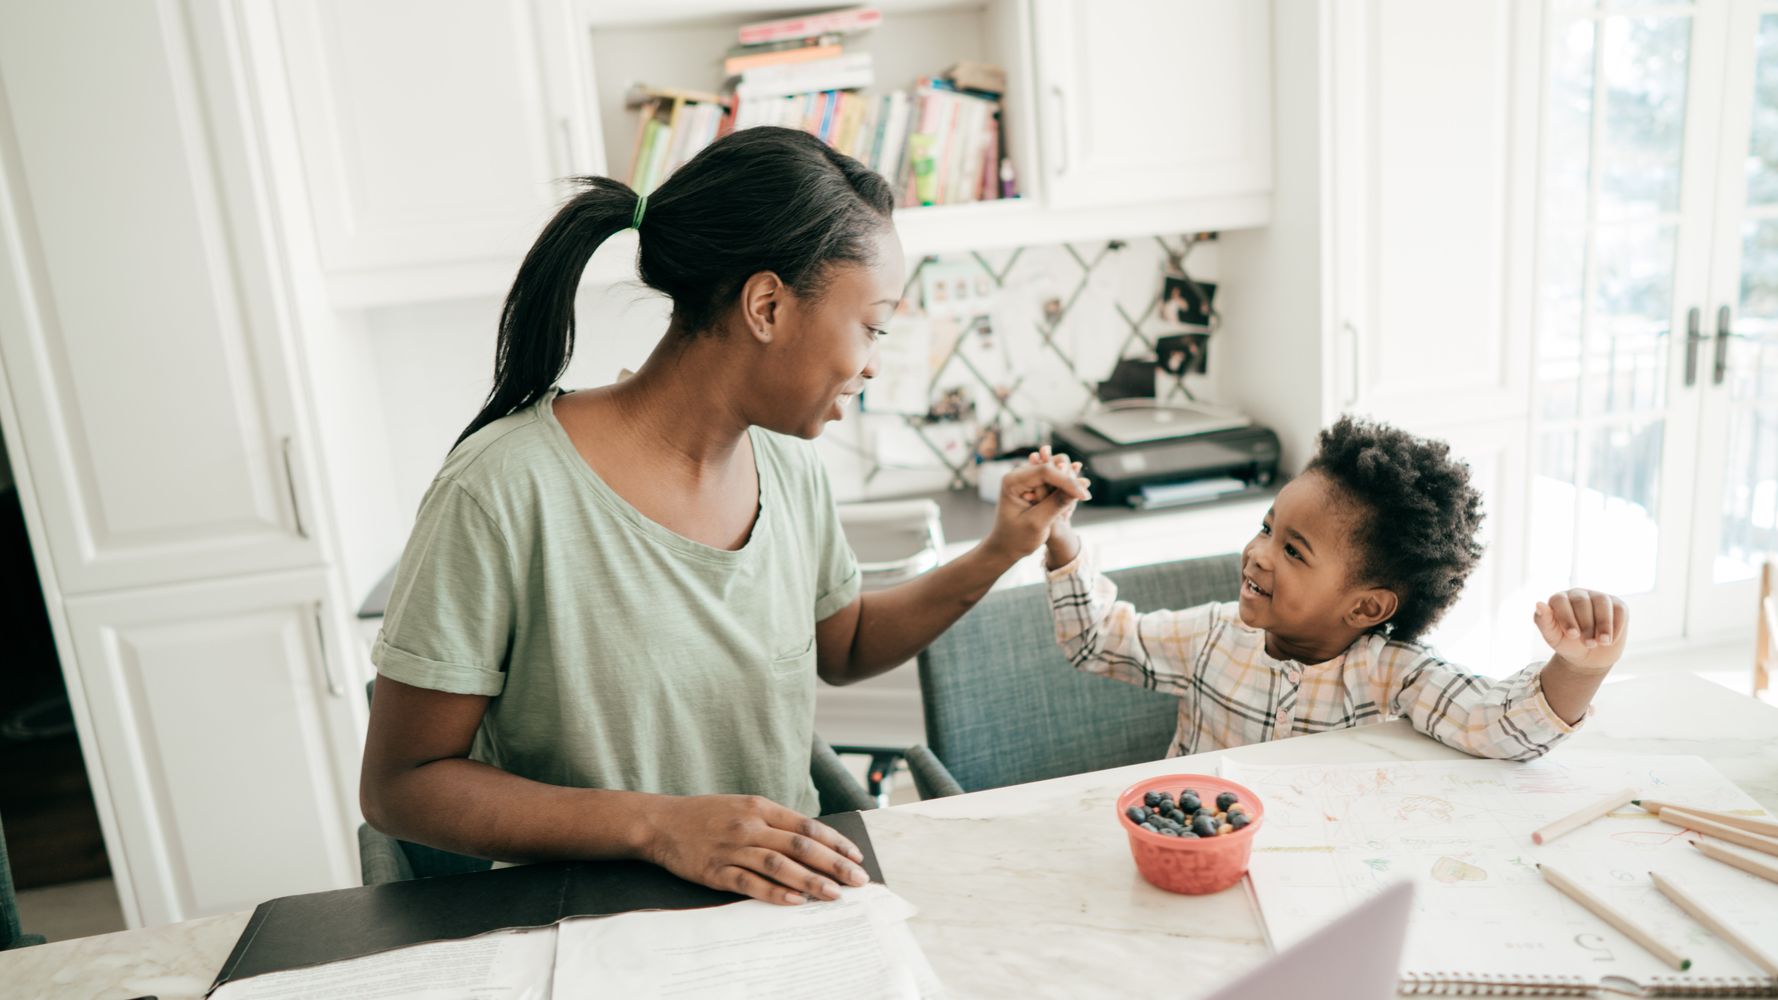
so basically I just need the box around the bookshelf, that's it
[287,1,1273,307]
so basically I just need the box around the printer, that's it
[1052,416,1280,510]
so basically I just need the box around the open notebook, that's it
[1223,755,1778,997]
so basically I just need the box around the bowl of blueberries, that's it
[1117,774,1263,895]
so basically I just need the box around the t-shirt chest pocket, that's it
[770,633,816,680]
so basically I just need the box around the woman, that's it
[360,128,1086,907]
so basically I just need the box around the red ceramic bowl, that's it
[1116,774,1264,895]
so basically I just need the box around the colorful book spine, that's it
[738,7,881,46]
[723,43,843,76]
[735,52,874,100]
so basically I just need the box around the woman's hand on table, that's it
[639,794,870,906]
[983,446,1090,565]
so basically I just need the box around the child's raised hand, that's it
[1533,589,1629,672]
[984,446,1090,562]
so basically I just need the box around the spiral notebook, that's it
[1222,755,1778,997]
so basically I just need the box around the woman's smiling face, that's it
[752,225,904,440]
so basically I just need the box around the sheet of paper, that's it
[1222,754,1778,985]
[552,883,942,999]
[209,925,555,1000]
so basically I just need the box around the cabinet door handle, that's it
[1682,306,1706,387]
[1713,304,1733,386]
[313,605,344,698]
[281,436,308,539]
[1050,85,1069,177]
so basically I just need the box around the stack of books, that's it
[627,6,1017,207]
[626,85,727,195]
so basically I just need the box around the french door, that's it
[1532,0,1778,642]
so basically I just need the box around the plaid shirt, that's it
[1048,545,1586,761]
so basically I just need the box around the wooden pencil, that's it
[1693,839,1778,886]
[1537,863,1691,971]
[1532,787,1639,845]
[1655,807,1778,859]
[1635,799,1778,838]
[1649,870,1778,977]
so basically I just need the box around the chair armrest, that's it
[811,737,879,814]
[904,745,965,799]
[358,822,416,885]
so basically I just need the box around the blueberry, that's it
[1141,821,1161,833]
[1216,791,1239,811]
[1178,830,1200,838]
[1144,791,1163,808]
[1159,827,1180,837]
[1191,814,1220,838]
[1127,805,1149,824]
[1167,809,1186,824]
[1179,792,1202,814]
[1229,812,1251,830]
[1180,787,1200,801]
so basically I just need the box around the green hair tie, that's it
[631,193,648,231]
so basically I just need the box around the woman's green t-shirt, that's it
[371,390,861,816]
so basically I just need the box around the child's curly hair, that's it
[1305,417,1485,643]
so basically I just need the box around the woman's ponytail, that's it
[455,177,639,446]
[457,127,894,448]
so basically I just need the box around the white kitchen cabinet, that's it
[1327,0,1540,427]
[1222,0,1544,665]
[0,0,325,596]
[64,569,363,926]
[0,0,368,928]
[1029,0,1272,214]
[1324,2,1543,667]
[273,0,597,305]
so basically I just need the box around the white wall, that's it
[1217,0,1327,473]
[360,234,1232,537]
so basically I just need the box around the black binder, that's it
[208,811,881,994]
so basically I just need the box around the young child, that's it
[1030,417,1626,761]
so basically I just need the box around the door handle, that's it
[313,606,344,698]
[1682,306,1706,387]
[1050,85,1069,177]
[281,437,308,539]
[1712,304,1733,386]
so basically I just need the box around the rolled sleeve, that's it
[373,478,516,696]
[372,634,506,697]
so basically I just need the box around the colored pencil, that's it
[1537,863,1690,971]
[1655,807,1778,859]
[1649,870,1778,976]
[1531,787,1639,845]
[1633,799,1778,838]
[1692,839,1778,886]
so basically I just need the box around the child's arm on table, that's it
[1380,588,1625,760]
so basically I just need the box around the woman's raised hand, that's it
[640,793,871,906]
[984,445,1090,563]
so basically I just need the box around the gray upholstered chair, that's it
[904,553,1243,797]
[357,680,877,884]
[1,812,45,949]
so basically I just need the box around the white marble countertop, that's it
[5,673,1773,999]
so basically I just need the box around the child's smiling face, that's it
[1238,472,1399,664]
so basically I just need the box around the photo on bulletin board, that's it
[1156,333,1210,375]
[921,259,994,319]
[1160,272,1216,327]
